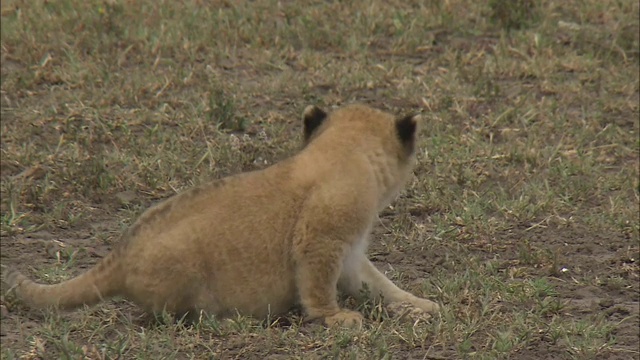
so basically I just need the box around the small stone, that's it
[599,298,614,308]
[116,190,137,205]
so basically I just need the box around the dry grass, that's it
[1,0,638,359]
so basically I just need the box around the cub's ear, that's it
[395,114,420,155]
[302,105,327,142]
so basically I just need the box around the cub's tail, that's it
[4,245,126,310]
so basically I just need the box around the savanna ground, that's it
[0,0,638,359]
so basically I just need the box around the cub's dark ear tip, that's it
[302,105,328,141]
[395,114,420,143]
[303,105,327,122]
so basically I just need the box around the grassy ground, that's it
[1,0,638,359]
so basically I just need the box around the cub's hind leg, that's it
[339,251,440,314]
[122,259,214,318]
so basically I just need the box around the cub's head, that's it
[301,104,420,162]
[301,104,421,207]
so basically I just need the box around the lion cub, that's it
[5,104,440,328]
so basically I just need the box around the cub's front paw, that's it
[411,297,440,313]
[386,299,440,323]
[323,310,364,329]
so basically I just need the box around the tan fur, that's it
[4,104,440,328]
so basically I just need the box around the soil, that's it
[1,207,638,359]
